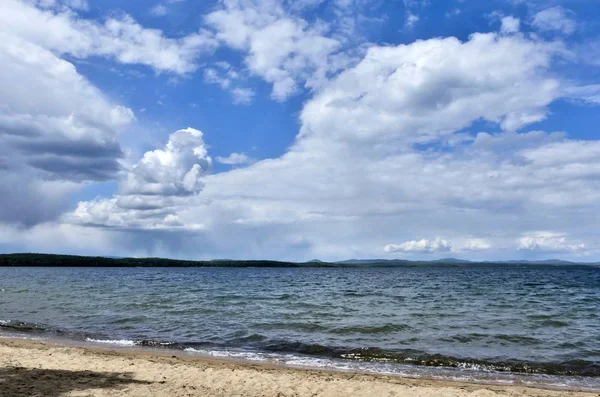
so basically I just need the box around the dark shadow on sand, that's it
[0,366,152,396]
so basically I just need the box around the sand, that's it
[0,339,597,397]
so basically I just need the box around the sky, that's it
[1,0,600,262]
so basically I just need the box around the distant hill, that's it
[0,253,596,268]
[338,258,583,266]
[334,258,471,264]
[434,258,472,263]
[336,259,405,264]
[500,259,577,265]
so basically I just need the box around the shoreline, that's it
[1,338,598,397]
[2,324,599,388]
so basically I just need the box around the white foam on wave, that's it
[85,338,136,346]
[184,348,273,362]
[183,347,421,376]
[0,334,47,341]
[180,347,600,391]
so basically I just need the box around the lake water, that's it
[1,265,599,390]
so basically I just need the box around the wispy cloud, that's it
[216,152,254,165]
[150,4,168,17]
[532,6,577,35]
[203,64,255,105]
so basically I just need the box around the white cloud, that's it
[385,238,452,254]
[445,8,461,19]
[385,238,492,254]
[120,128,212,197]
[563,84,600,105]
[65,0,87,10]
[532,6,577,35]
[0,34,131,177]
[204,68,231,89]
[216,152,254,165]
[459,239,492,252]
[150,4,168,17]
[518,140,600,185]
[405,13,419,29]
[403,0,429,8]
[518,232,586,252]
[4,14,594,261]
[2,0,217,74]
[471,130,565,153]
[67,128,212,231]
[231,88,255,105]
[0,26,133,225]
[205,0,346,101]
[0,0,222,226]
[299,32,561,145]
[203,65,256,105]
[403,0,428,31]
[63,31,600,260]
[500,16,520,34]
[110,106,137,125]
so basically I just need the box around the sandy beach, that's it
[0,339,596,397]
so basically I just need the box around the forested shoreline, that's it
[0,253,597,268]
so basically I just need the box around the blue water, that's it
[1,265,599,389]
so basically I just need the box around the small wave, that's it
[253,322,328,333]
[183,347,270,362]
[3,317,599,379]
[256,340,600,377]
[0,320,48,333]
[234,333,267,343]
[526,315,570,328]
[85,338,136,346]
[84,337,181,348]
[341,290,370,297]
[523,282,545,287]
[179,346,600,388]
[329,323,411,334]
[494,334,541,345]
[264,341,336,355]
[439,333,488,343]
[109,316,147,325]
[541,319,569,328]
[527,314,555,320]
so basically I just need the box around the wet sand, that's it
[0,338,597,397]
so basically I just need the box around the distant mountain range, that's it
[336,258,583,265]
[0,253,598,268]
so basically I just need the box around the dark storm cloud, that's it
[28,155,122,182]
[0,131,123,182]
[13,139,123,159]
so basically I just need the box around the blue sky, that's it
[1,0,600,261]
